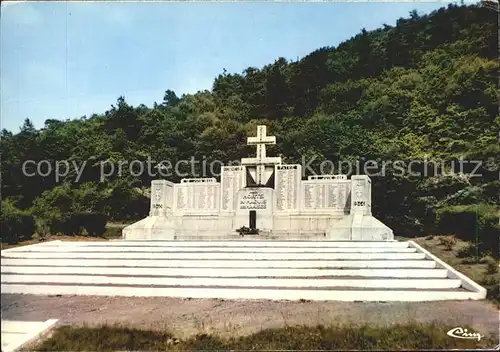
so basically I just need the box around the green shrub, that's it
[436,204,499,259]
[438,236,457,251]
[457,243,479,258]
[49,214,81,236]
[102,227,123,239]
[33,212,108,237]
[31,183,109,236]
[485,261,499,275]
[74,212,107,237]
[1,201,35,243]
[51,213,108,237]
[481,276,500,303]
[35,218,51,240]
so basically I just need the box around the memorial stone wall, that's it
[174,178,219,215]
[301,176,351,213]
[220,166,246,213]
[274,165,302,212]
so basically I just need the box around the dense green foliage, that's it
[0,200,35,243]
[34,323,496,351]
[1,4,498,242]
[437,204,499,257]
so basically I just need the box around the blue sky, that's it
[1,1,466,133]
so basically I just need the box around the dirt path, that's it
[2,294,498,339]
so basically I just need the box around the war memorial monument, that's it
[123,125,393,241]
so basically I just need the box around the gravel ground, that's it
[1,294,499,339]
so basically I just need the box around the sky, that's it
[1,0,469,133]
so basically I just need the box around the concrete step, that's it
[0,240,486,302]
[172,234,330,240]
[1,258,437,268]
[1,321,53,334]
[1,274,462,289]
[10,246,418,253]
[1,251,426,260]
[1,284,482,301]
[8,240,408,248]
[1,266,449,278]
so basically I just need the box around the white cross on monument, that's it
[241,125,282,185]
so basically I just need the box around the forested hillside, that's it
[1,4,498,247]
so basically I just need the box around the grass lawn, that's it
[30,323,497,351]
[408,235,500,305]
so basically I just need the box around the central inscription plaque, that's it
[239,190,267,210]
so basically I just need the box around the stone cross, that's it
[241,125,282,185]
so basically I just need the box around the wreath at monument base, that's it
[236,226,259,236]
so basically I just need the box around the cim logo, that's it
[446,327,484,341]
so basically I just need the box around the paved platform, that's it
[2,295,498,340]
[1,240,486,301]
[1,319,58,352]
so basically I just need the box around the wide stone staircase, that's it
[1,240,486,301]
